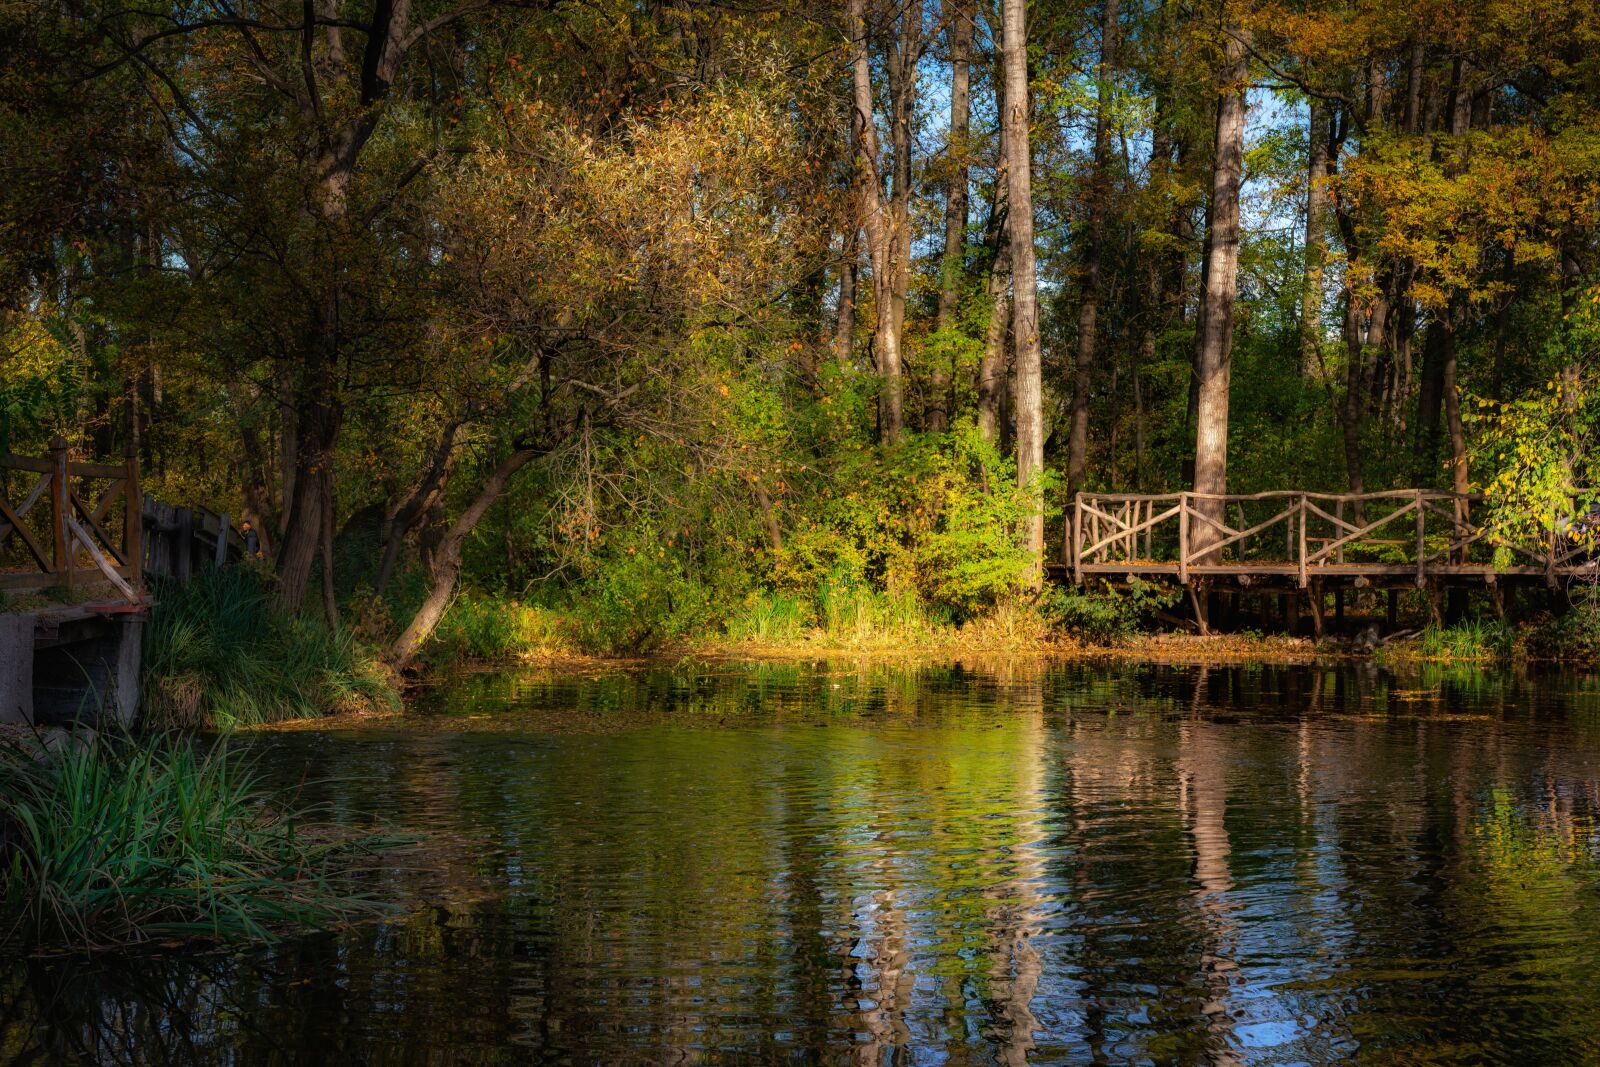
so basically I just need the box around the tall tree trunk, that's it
[848,0,912,443]
[978,239,1012,446]
[1066,0,1119,500]
[320,475,338,628]
[275,363,340,611]
[833,230,859,369]
[1001,0,1045,582]
[1299,102,1331,373]
[390,448,539,669]
[887,0,922,436]
[1191,18,1249,562]
[930,0,973,432]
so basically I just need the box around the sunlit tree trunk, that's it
[1000,0,1045,583]
[930,0,973,432]
[848,0,918,444]
[1299,102,1331,373]
[978,239,1012,447]
[1191,18,1249,562]
[1066,0,1119,500]
[833,230,859,369]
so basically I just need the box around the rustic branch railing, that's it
[1067,489,1596,587]
[2,438,244,598]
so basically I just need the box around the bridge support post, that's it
[0,615,32,724]
[50,436,72,594]
[1188,582,1209,636]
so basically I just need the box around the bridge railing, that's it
[2,438,245,600]
[1068,489,1592,586]
[1,437,142,598]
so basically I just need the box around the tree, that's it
[1066,0,1120,502]
[1190,12,1249,561]
[1000,0,1045,584]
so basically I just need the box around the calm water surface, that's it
[10,660,1600,1064]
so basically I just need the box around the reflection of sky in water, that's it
[8,660,1600,1064]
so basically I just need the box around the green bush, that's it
[1045,579,1176,642]
[143,567,399,728]
[570,546,729,654]
[0,730,388,951]
[428,591,572,662]
[1521,601,1600,664]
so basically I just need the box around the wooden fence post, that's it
[175,506,193,582]
[1415,489,1426,588]
[124,443,142,589]
[49,436,71,593]
[1298,495,1308,588]
[1070,493,1082,583]
[215,512,230,567]
[1178,493,1189,584]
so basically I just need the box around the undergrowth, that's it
[0,730,390,952]
[143,568,399,729]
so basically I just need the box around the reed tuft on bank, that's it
[0,730,390,952]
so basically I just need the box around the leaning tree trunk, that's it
[1190,19,1250,563]
[1066,0,1119,501]
[390,448,539,670]
[1000,0,1045,584]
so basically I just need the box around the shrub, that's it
[570,546,729,654]
[143,568,398,728]
[1520,601,1600,664]
[1045,579,1176,642]
[0,731,389,951]
[428,591,573,663]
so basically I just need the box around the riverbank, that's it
[141,571,1600,733]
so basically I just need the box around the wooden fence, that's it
[2,438,242,599]
[1067,489,1595,587]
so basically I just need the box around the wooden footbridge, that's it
[1063,489,1597,632]
[1,438,244,725]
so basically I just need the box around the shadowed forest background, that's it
[4,0,1600,690]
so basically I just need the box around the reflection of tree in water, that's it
[16,661,1600,1062]
[1179,669,1242,1067]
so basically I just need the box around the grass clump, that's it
[0,730,388,952]
[143,567,399,729]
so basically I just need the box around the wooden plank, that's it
[70,492,127,567]
[0,494,51,570]
[0,454,52,475]
[1306,499,1419,566]
[65,515,138,603]
[1080,503,1182,560]
[67,461,125,479]
[89,479,125,526]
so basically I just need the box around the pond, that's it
[9,659,1600,1064]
